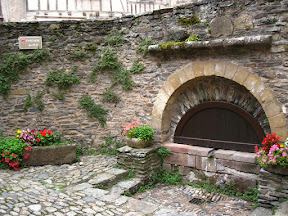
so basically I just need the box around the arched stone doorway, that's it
[151,60,288,151]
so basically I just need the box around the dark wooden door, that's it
[174,102,265,152]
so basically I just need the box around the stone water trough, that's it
[22,144,77,166]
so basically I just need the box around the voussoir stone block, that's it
[167,73,182,90]
[224,63,238,79]
[192,62,204,77]
[214,61,226,77]
[250,81,266,97]
[264,100,282,118]
[257,88,276,105]
[269,114,287,128]
[177,68,190,84]
[182,63,195,80]
[243,74,260,91]
[233,66,250,85]
[203,61,216,76]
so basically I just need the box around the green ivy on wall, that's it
[0,49,50,99]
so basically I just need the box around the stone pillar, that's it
[117,145,161,180]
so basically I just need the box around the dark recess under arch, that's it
[174,102,265,152]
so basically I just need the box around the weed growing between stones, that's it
[76,146,82,162]
[0,49,50,99]
[192,181,258,204]
[104,29,126,46]
[45,69,80,90]
[157,147,173,163]
[185,34,200,42]
[135,168,182,194]
[129,60,145,74]
[24,92,34,112]
[91,48,144,91]
[102,89,121,103]
[79,95,109,127]
[45,68,80,100]
[135,39,155,56]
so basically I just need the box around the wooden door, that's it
[174,102,265,152]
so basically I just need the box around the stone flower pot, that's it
[22,144,77,166]
[125,137,152,149]
[264,165,288,176]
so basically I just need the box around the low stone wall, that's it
[22,144,77,166]
[258,169,288,208]
[162,143,259,192]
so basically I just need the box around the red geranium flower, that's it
[48,130,52,135]
[36,139,40,143]
[42,132,46,137]
[25,153,30,160]
[31,129,35,133]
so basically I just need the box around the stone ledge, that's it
[148,35,272,52]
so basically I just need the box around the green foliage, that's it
[0,137,28,170]
[157,147,173,163]
[90,47,121,82]
[136,39,155,56]
[69,47,86,61]
[95,137,125,155]
[24,92,34,112]
[102,89,121,103]
[104,29,125,46]
[84,43,98,54]
[79,95,109,127]
[34,91,45,111]
[45,69,80,90]
[130,60,145,74]
[185,34,200,42]
[136,168,181,194]
[178,15,201,26]
[132,126,154,142]
[76,146,82,162]
[113,69,135,90]
[0,49,50,98]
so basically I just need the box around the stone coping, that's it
[162,142,256,164]
[148,35,272,52]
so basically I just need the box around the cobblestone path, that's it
[0,155,258,216]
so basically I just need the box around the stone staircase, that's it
[67,167,144,201]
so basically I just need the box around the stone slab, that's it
[232,152,256,163]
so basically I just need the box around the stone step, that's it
[88,168,129,189]
[109,178,143,196]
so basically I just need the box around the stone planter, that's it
[22,144,77,166]
[263,165,288,176]
[125,137,152,148]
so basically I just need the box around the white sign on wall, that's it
[18,36,42,49]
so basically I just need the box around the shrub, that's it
[102,89,121,103]
[136,39,155,56]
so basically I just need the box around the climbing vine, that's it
[0,49,50,99]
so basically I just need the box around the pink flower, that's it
[283,152,287,157]
[262,158,266,162]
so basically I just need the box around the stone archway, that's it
[151,60,288,143]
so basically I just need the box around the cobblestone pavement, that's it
[0,155,259,216]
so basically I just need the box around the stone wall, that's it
[0,0,288,149]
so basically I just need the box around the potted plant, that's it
[255,133,288,175]
[122,121,154,148]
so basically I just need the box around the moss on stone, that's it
[178,14,201,26]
